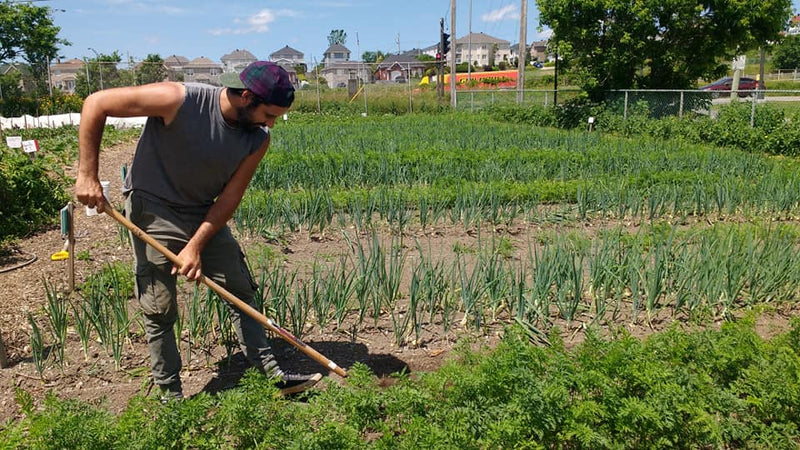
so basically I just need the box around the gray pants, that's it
[126,190,278,387]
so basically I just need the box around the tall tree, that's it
[772,35,800,70]
[136,54,168,85]
[538,0,793,99]
[1,2,69,94]
[327,29,347,46]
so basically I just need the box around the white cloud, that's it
[209,8,299,35]
[101,0,189,15]
[481,5,519,22]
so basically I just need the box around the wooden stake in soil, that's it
[0,332,9,369]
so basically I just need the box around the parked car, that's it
[531,61,544,69]
[699,77,765,97]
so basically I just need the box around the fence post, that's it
[750,93,757,128]
[679,90,684,119]
[624,91,629,120]
[0,331,8,368]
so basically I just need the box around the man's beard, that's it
[234,104,266,131]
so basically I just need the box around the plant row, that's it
[5,319,800,448]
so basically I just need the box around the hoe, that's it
[101,202,348,378]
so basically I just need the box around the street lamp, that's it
[88,47,104,90]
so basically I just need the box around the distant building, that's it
[510,40,549,64]
[374,54,429,81]
[788,15,800,36]
[323,44,351,64]
[320,61,370,89]
[270,45,306,72]
[401,46,438,60]
[221,49,257,73]
[3,62,34,93]
[163,55,189,81]
[453,32,512,66]
[184,57,223,84]
[49,59,85,94]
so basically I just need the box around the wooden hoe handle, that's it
[102,204,348,378]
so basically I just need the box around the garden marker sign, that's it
[5,136,22,148]
[22,140,39,153]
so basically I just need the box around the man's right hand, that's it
[75,174,106,211]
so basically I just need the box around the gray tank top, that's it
[122,83,268,208]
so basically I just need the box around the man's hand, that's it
[75,174,107,211]
[173,244,203,281]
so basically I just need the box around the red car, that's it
[699,77,765,97]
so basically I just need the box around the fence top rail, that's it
[607,88,800,94]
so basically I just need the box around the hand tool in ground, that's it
[51,239,70,261]
[101,202,348,378]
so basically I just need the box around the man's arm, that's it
[173,135,271,280]
[76,82,186,210]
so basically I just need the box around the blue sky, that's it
[44,0,800,65]
[48,0,551,65]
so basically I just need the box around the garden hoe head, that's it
[101,202,348,378]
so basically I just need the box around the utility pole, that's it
[438,18,446,101]
[88,47,104,90]
[450,0,457,109]
[517,0,528,104]
[468,0,472,83]
[396,33,401,55]
[357,32,368,115]
[553,44,559,106]
[84,57,92,95]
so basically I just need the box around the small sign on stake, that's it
[22,139,39,153]
[22,139,39,160]
[5,136,22,148]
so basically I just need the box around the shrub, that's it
[0,149,70,245]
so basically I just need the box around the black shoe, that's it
[274,372,322,396]
[158,381,184,403]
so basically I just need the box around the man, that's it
[75,61,321,400]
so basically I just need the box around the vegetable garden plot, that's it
[8,114,800,446]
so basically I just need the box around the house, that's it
[401,46,439,60]
[323,43,351,64]
[374,54,430,82]
[163,55,189,81]
[221,49,257,73]
[2,63,34,93]
[788,15,800,36]
[183,57,223,84]
[510,40,549,64]
[453,32,511,67]
[270,45,306,73]
[320,61,371,89]
[49,59,85,94]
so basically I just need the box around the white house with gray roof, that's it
[323,44,351,64]
[221,49,257,73]
[183,57,223,84]
[453,32,511,66]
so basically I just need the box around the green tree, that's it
[74,51,123,96]
[1,2,70,95]
[539,0,793,99]
[362,51,385,63]
[327,29,347,46]
[772,35,800,70]
[136,54,167,85]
